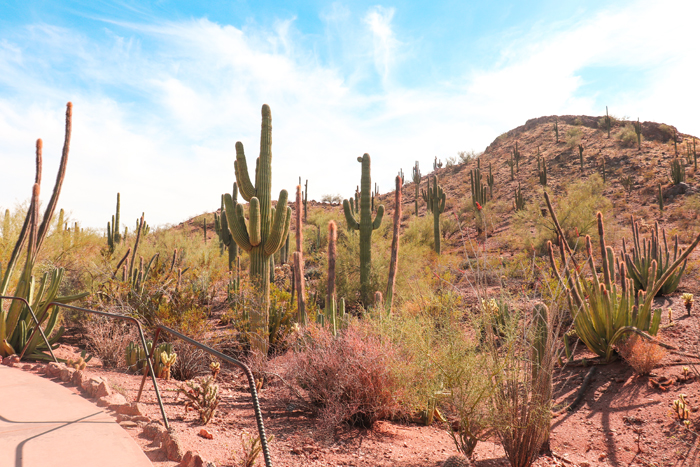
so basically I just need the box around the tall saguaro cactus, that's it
[224,105,292,354]
[107,192,121,252]
[343,154,384,305]
[412,161,421,216]
[423,175,446,254]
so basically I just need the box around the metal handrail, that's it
[5,298,274,467]
[141,324,273,467]
[0,295,59,363]
[42,302,170,430]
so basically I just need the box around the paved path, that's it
[0,364,153,467]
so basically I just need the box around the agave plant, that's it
[548,211,700,361]
[622,217,688,295]
[0,103,88,360]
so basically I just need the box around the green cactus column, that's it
[224,105,292,354]
[423,175,446,254]
[343,154,384,306]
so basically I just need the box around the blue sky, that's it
[1,0,697,229]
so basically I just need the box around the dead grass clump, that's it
[618,335,667,375]
[84,316,137,368]
[286,323,403,431]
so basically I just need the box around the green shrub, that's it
[512,175,611,254]
[617,123,638,147]
[565,127,583,148]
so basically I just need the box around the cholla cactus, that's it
[157,349,177,380]
[210,361,221,380]
[682,293,694,316]
[673,394,690,420]
[178,376,220,425]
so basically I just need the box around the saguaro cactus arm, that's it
[234,141,256,201]
[224,195,253,252]
[343,200,360,230]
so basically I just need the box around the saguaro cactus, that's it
[224,105,292,354]
[343,154,384,305]
[107,193,121,252]
[412,161,421,216]
[215,184,239,270]
[423,175,446,254]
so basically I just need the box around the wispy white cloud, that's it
[0,0,698,230]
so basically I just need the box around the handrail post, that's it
[137,327,161,403]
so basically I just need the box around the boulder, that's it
[97,392,127,408]
[142,421,167,440]
[115,402,146,416]
[47,362,63,377]
[158,430,184,462]
[59,367,76,382]
[179,451,215,467]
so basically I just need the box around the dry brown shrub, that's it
[618,335,667,375]
[84,316,138,368]
[285,323,404,431]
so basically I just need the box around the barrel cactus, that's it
[224,104,292,354]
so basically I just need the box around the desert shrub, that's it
[617,123,639,147]
[445,156,457,167]
[457,150,480,164]
[320,193,343,204]
[84,316,138,369]
[659,124,675,142]
[565,127,582,148]
[286,323,403,430]
[511,175,611,253]
[485,302,560,467]
[617,335,667,376]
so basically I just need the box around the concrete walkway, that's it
[0,364,153,467]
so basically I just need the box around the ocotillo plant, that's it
[424,175,446,254]
[635,118,642,149]
[294,184,306,324]
[107,192,121,252]
[224,104,292,354]
[386,175,401,313]
[412,161,421,216]
[578,144,585,171]
[214,184,239,271]
[469,167,487,208]
[343,153,385,305]
[553,118,559,143]
[0,102,88,360]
